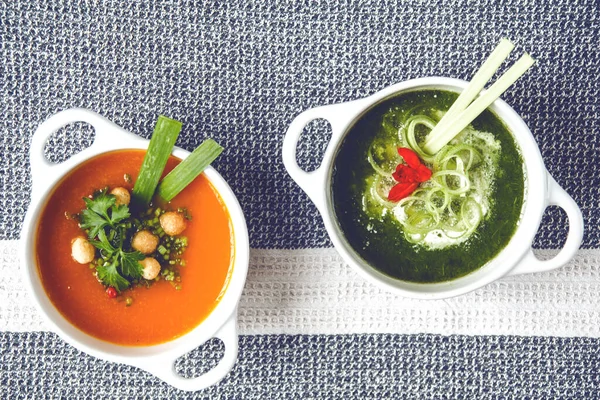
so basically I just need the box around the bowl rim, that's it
[20,113,249,368]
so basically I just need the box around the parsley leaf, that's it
[97,260,131,292]
[89,229,116,255]
[80,193,131,238]
[120,250,144,279]
[79,190,145,292]
[84,194,115,218]
[111,204,130,224]
[80,206,109,239]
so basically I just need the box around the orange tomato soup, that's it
[35,150,233,346]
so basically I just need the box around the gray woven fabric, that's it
[2,332,600,399]
[1,0,598,248]
[1,0,600,398]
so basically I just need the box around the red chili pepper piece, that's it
[397,147,421,169]
[388,147,433,202]
[106,287,117,298]
[388,182,419,202]
[415,164,432,182]
[392,164,419,183]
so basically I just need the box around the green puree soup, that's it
[331,89,525,283]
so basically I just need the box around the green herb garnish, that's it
[73,116,223,297]
[157,139,223,202]
[80,194,130,238]
[422,39,534,155]
[132,115,182,208]
[80,191,145,292]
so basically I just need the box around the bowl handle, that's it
[30,108,141,195]
[282,102,362,211]
[509,173,584,276]
[145,315,239,392]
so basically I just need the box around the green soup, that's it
[331,89,525,283]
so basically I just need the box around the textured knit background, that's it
[1,0,599,398]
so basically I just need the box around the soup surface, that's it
[36,150,233,345]
[331,89,525,283]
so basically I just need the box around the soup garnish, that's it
[132,116,223,207]
[131,116,182,207]
[366,111,503,248]
[423,38,534,154]
[68,115,223,301]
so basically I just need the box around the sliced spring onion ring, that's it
[367,144,395,178]
[436,144,480,172]
[370,175,398,208]
[401,116,436,163]
[431,170,471,195]
[425,187,451,211]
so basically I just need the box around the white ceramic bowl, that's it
[282,77,584,299]
[20,108,249,391]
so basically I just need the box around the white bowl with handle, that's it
[21,108,249,391]
[282,77,584,299]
